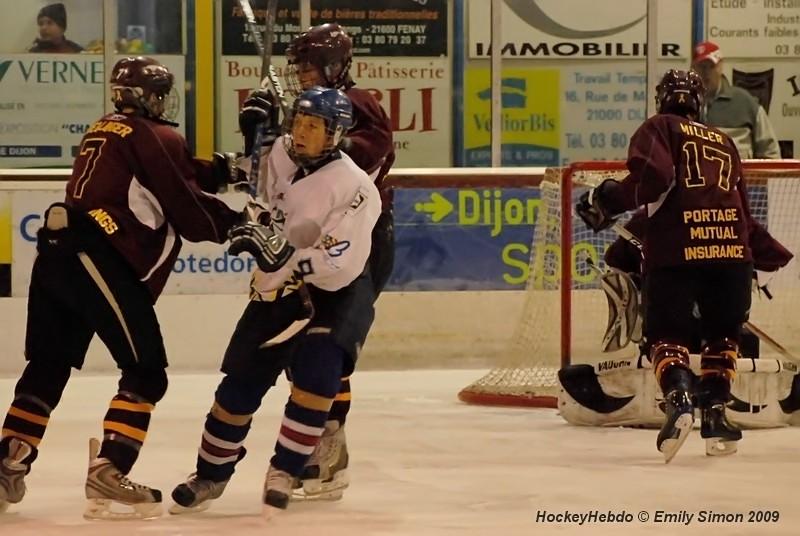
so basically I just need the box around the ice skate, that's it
[262,465,294,520]
[295,421,349,501]
[169,472,229,514]
[0,438,33,513]
[657,389,694,463]
[701,403,741,456]
[83,438,162,520]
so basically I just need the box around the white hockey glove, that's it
[228,222,294,273]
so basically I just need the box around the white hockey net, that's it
[458,161,800,408]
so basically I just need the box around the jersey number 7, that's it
[72,138,106,199]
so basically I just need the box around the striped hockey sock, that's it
[271,385,334,477]
[195,401,252,482]
[2,394,51,451]
[98,392,153,474]
[327,376,351,426]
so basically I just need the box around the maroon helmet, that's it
[285,23,353,95]
[110,56,176,120]
[655,69,705,118]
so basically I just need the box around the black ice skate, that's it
[701,403,741,456]
[657,389,694,463]
[169,473,230,514]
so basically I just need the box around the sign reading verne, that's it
[221,0,447,57]
[468,0,691,59]
[0,54,185,168]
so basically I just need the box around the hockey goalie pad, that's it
[558,356,800,429]
[596,266,643,353]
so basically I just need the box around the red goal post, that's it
[454,160,800,409]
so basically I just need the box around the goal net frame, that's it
[458,160,800,409]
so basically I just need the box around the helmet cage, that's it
[284,24,353,96]
[283,108,347,168]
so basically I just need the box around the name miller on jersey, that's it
[474,41,681,57]
[679,122,725,145]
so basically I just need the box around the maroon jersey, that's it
[66,113,240,299]
[344,87,395,208]
[604,114,753,271]
[605,209,793,275]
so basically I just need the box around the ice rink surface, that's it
[0,369,798,536]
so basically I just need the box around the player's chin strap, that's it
[609,221,800,365]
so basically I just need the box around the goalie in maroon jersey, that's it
[576,69,754,463]
[604,209,793,360]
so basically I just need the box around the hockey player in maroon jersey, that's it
[237,23,395,500]
[0,57,240,518]
[604,209,792,359]
[577,69,754,463]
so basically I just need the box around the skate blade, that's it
[292,487,345,502]
[84,498,162,520]
[168,500,213,515]
[659,413,694,464]
[294,472,349,501]
[705,438,739,457]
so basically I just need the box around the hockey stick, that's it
[238,0,289,117]
[608,221,800,365]
[237,0,284,205]
[237,0,315,336]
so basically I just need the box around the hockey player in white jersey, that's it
[170,87,380,518]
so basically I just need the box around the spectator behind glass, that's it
[29,3,83,53]
[692,41,780,159]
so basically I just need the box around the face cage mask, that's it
[112,85,177,122]
[283,110,345,168]
[284,60,350,97]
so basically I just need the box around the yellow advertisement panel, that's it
[464,68,560,165]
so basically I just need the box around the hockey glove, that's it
[211,152,248,193]
[228,222,294,273]
[239,90,281,157]
[576,179,619,233]
[243,198,271,226]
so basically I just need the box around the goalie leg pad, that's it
[596,266,642,352]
